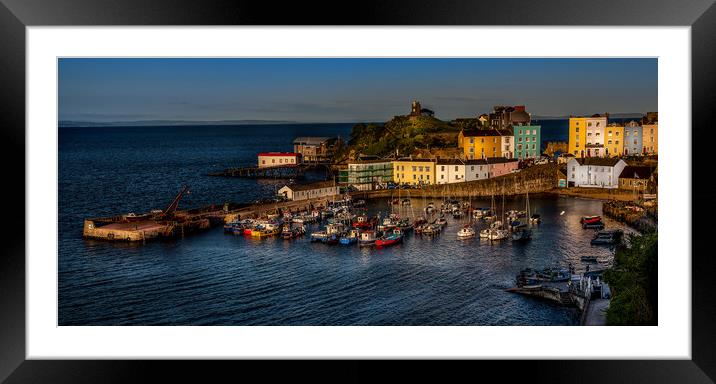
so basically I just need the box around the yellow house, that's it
[459,129,510,160]
[642,123,658,154]
[604,124,624,157]
[568,117,587,157]
[392,158,436,185]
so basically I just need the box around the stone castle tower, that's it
[410,100,422,116]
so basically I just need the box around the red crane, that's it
[160,185,190,219]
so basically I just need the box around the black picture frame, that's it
[1,0,713,382]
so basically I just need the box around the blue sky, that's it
[58,58,657,123]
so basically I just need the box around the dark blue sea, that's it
[58,123,625,325]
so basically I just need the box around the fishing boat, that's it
[251,223,280,238]
[352,215,372,229]
[375,228,403,247]
[457,224,476,238]
[339,229,359,245]
[224,220,240,234]
[590,229,623,245]
[436,216,448,227]
[358,230,377,246]
[412,216,427,227]
[282,224,305,239]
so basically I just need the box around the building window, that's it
[441,166,445,171]
[470,138,474,144]
[412,166,417,172]
[425,166,430,172]
[441,175,444,179]
[413,174,416,180]
[588,122,592,127]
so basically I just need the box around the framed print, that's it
[2,0,715,382]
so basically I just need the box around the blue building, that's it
[623,121,643,156]
[514,125,541,159]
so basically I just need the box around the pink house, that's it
[486,157,519,177]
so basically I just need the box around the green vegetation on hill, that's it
[603,232,658,325]
[345,115,460,158]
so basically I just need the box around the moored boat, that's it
[375,228,403,247]
[511,228,532,242]
[457,224,476,238]
[590,229,623,245]
[358,230,378,246]
[580,215,602,224]
[339,229,359,245]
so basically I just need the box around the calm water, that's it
[59,123,626,325]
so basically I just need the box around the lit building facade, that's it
[392,158,436,185]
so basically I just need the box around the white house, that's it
[278,181,339,201]
[567,157,627,188]
[436,159,465,184]
[464,159,490,181]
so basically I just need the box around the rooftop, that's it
[485,157,518,164]
[461,128,513,137]
[573,157,624,167]
[283,180,337,191]
[258,152,300,157]
[436,158,464,165]
[348,158,393,165]
[293,137,332,145]
[465,159,489,165]
[619,166,656,179]
[394,157,435,163]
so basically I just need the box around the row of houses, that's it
[566,157,656,190]
[339,156,519,191]
[567,112,658,158]
[457,105,542,161]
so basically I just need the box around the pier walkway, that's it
[583,298,609,326]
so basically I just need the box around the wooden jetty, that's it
[208,165,307,179]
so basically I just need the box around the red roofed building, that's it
[258,152,301,168]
